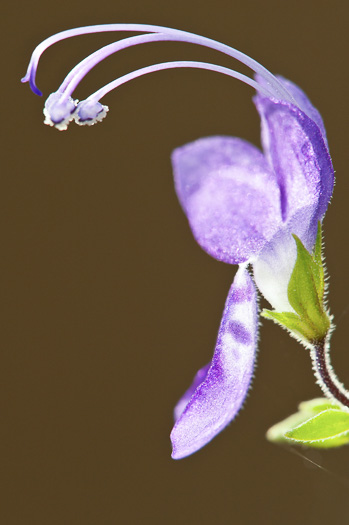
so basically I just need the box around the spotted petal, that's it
[171,136,282,264]
[170,265,258,459]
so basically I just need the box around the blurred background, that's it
[2,0,349,523]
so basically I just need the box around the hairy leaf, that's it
[285,409,349,448]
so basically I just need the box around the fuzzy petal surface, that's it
[171,137,282,264]
[173,363,211,422]
[256,74,328,146]
[254,93,334,231]
[275,76,328,147]
[171,266,258,459]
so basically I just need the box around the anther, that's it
[43,92,78,131]
[74,99,109,126]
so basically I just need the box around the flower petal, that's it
[170,265,258,459]
[253,201,322,312]
[171,136,282,264]
[275,76,328,147]
[256,74,328,147]
[254,92,334,227]
[253,227,297,312]
[173,363,211,422]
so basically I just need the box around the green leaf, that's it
[262,309,318,342]
[313,222,325,301]
[266,412,316,444]
[298,398,341,414]
[266,398,346,448]
[285,409,349,448]
[288,235,322,319]
[286,225,330,341]
[263,224,331,344]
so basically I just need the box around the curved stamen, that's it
[60,33,191,96]
[46,60,275,129]
[22,24,295,103]
[72,60,275,127]
[87,60,275,101]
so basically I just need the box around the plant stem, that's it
[310,338,349,408]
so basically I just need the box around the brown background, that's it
[2,0,349,523]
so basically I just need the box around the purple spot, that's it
[231,286,253,303]
[229,321,251,345]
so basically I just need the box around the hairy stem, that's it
[310,338,349,408]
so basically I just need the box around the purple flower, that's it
[22,25,334,459]
[170,80,334,457]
